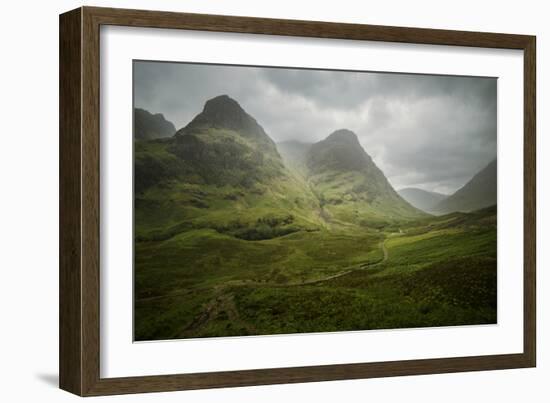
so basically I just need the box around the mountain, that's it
[307,129,371,172]
[169,95,284,188]
[134,108,176,139]
[176,95,278,154]
[305,129,425,225]
[134,96,427,246]
[433,159,497,214]
[134,95,323,241]
[398,188,447,213]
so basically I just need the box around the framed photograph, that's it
[59,6,536,396]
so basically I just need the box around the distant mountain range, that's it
[134,94,496,243]
[134,108,176,139]
[432,159,497,214]
[134,95,426,243]
[398,188,448,213]
[134,95,322,241]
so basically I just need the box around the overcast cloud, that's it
[134,61,497,194]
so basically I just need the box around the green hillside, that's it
[134,95,497,341]
[306,129,426,226]
[135,206,497,340]
[135,95,324,243]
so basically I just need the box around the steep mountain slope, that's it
[398,187,447,213]
[168,95,284,188]
[306,129,425,225]
[433,159,497,214]
[176,95,279,154]
[134,108,176,139]
[134,95,324,242]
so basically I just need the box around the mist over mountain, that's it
[134,95,427,245]
[134,108,176,140]
[433,159,497,214]
[277,140,312,175]
[398,188,448,213]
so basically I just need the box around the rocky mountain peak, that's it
[325,129,361,146]
[307,129,371,173]
[177,95,269,143]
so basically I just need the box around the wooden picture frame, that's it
[59,6,536,396]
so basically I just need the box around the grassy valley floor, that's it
[135,206,496,341]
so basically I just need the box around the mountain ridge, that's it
[134,108,176,140]
[135,95,324,241]
[305,129,425,223]
[307,129,374,173]
[135,95,425,243]
[433,159,497,214]
[176,94,279,155]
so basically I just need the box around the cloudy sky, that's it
[134,61,497,194]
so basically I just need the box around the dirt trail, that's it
[381,240,389,261]
[286,234,394,287]
[177,230,403,336]
[179,291,257,338]
[295,228,407,285]
[134,244,385,302]
[367,239,388,266]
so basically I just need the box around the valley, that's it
[133,95,497,341]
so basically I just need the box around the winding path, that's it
[142,232,396,303]
[293,235,391,286]
[176,230,403,336]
